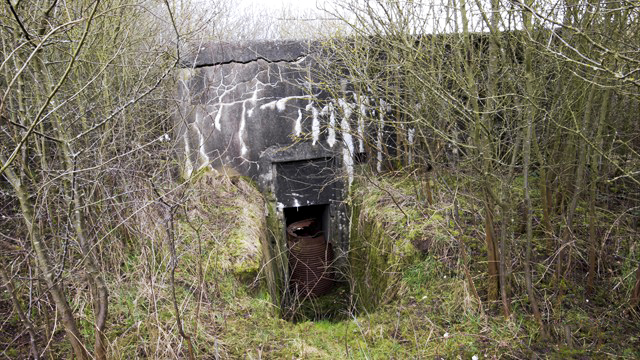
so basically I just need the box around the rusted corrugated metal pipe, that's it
[287,219,334,296]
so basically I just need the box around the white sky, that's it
[197,0,561,39]
[240,0,328,10]
[233,0,523,34]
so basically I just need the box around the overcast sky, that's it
[239,0,329,11]
[194,0,546,39]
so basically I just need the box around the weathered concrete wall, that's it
[177,41,342,186]
[175,41,416,304]
[176,40,353,268]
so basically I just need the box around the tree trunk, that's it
[0,267,40,359]
[484,200,500,304]
[559,84,596,284]
[521,0,546,336]
[59,129,109,360]
[459,0,501,305]
[1,155,88,360]
[587,88,611,294]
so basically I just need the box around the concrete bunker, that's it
[176,40,352,314]
[176,40,402,316]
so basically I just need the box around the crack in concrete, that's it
[181,55,308,69]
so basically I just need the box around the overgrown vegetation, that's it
[345,171,640,358]
[2,0,640,358]
[6,170,629,358]
[311,0,640,357]
[0,1,217,358]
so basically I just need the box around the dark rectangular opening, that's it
[284,204,330,244]
[275,158,335,208]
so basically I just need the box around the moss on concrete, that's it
[262,193,289,313]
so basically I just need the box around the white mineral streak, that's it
[195,111,210,168]
[178,70,193,98]
[338,98,353,120]
[239,102,248,156]
[339,99,355,187]
[276,98,288,112]
[211,78,232,131]
[260,101,277,111]
[213,105,222,130]
[358,100,367,153]
[327,102,336,148]
[259,95,311,112]
[377,103,385,173]
[408,127,415,165]
[247,84,260,118]
[305,102,320,145]
[312,106,320,145]
[294,109,302,136]
[183,130,193,177]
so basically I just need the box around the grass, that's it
[5,170,635,358]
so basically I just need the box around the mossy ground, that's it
[3,171,637,358]
[102,172,640,358]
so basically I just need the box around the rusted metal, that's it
[287,218,334,296]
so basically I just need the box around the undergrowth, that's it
[18,170,633,359]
